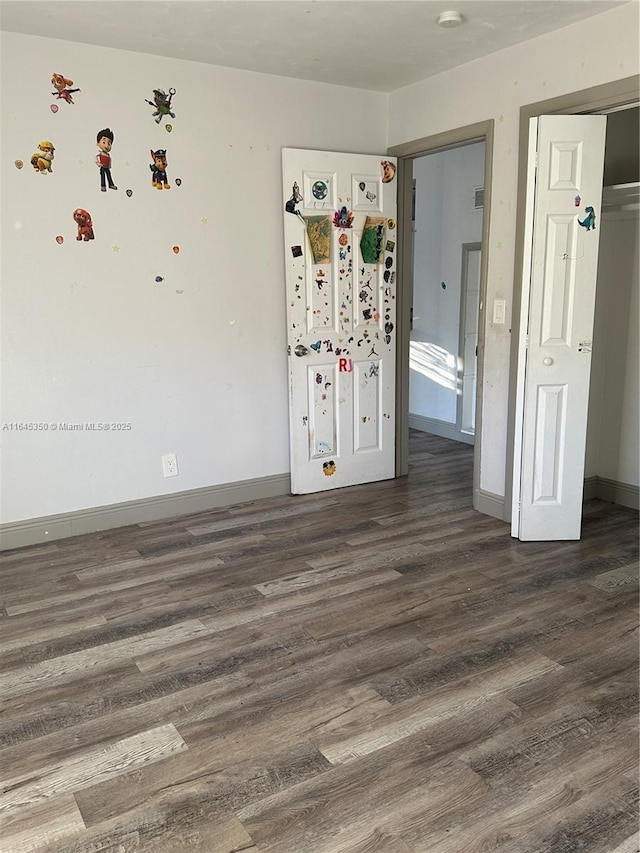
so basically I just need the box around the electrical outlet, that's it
[162,453,179,478]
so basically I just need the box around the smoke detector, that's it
[437,10,465,27]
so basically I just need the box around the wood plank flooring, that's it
[1,431,638,853]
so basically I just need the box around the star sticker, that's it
[542,81,547,88]
[200,217,208,225]
[497,242,504,250]
[498,115,505,123]
[112,245,120,253]
[619,62,626,69]
[124,161,131,167]
[78,159,85,165]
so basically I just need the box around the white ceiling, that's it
[0,0,629,92]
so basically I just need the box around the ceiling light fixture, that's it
[437,10,465,28]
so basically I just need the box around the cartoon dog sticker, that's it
[31,140,55,173]
[73,208,95,241]
[145,88,176,124]
[51,73,80,104]
[150,149,170,190]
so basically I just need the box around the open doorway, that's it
[390,120,494,516]
[409,141,485,448]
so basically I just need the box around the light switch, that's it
[493,299,506,324]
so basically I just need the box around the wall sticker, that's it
[73,208,94,242]
[145,88,176,124]
[31,140,55,173]
[96,128,117,191]
[51,73,80,105]
[150,149,170,189]
[322,460,336,476]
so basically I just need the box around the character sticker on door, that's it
[352,175,383,211]
[577,205,596,231]
[302,171,336,210]
[285,182,305,223]
[333,206,354,228]
[381,160,396,183]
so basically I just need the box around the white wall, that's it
[585,210,639,488]
[0,31,387,524]
[389,1,640,498]
[410,143,484,425]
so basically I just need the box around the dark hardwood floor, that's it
[1,431,638,852]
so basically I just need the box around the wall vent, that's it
[473,186,484,210]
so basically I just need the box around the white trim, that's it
[476,489,506,521]
[0,473,291,551]
[510,117,539,538]
[408,413,474,446]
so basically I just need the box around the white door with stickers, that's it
[282,148,397,494]
[512,115,607,540]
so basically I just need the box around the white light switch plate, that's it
[493,299,506,324]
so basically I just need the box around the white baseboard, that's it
[475,489,506,521]
[0,473,291,552]
[409,413,475,446]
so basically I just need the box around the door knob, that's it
[294,344,309,357]
[543,357,554,366]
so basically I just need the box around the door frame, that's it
[505,75,640,523]
[458,241,482,439]
[388,119,494,514]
